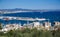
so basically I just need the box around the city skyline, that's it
[0,0,60,10]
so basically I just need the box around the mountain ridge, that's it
[0,8,60,12]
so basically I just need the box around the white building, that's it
[33,22,40,28]
[2,24,21,32]
[44,22,51,30]
[33,22,44,30]
[23,23,33,29]
[54,21,60,30]
[54,21,60,26]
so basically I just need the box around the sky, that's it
[0,0,60,10]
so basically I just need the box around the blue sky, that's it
[0,0,60,9]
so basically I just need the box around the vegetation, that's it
[0,23,2,29]
[0,28,60,37]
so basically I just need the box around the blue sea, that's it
[0,11,60,26]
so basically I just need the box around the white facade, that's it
[33,22,44,30]
[54,22,60,26]
[2,24,21,32]
[33,22,40,28]
[44,22,51,30]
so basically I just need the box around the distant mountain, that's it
[0,8,60,12]
[0,8,40,12]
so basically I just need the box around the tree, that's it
[0,23,2,29]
